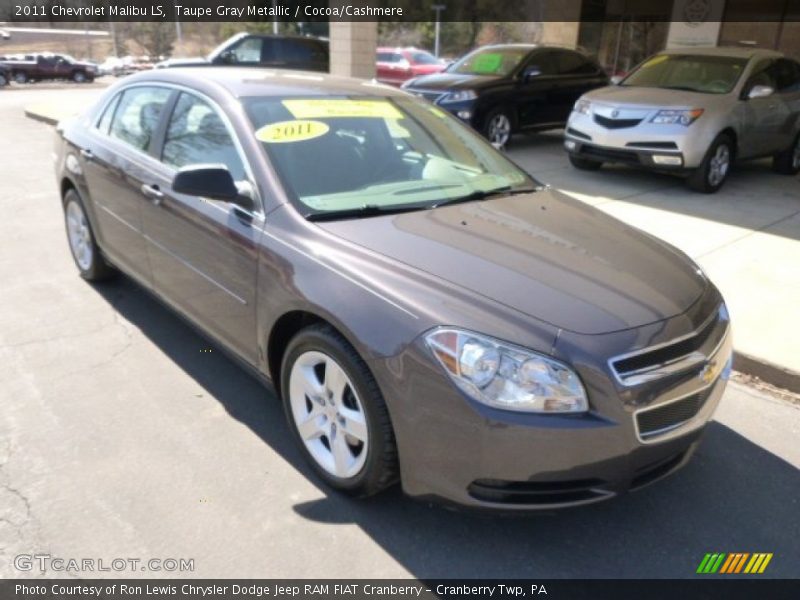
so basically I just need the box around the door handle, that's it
[80,148,93,161]
[140,183,164,205]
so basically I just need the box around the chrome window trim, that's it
[608,304,728,387]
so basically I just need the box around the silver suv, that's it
[564,47,800,193]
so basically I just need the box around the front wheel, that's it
[483,108,514,148]
[14,72,27,84]
[772,132,800,175]
[63,189,115,281]
[0,74,7,87]
[687,134,733,193]
[281,324,398,497]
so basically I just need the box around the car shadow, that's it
[506,131,800,243]
[93,276,800,579]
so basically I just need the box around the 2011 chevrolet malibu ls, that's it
[56,67,732,510]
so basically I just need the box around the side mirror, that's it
[747,84,774,100]
[173,164,240,202]
[522,66,542,82]
[217,50,236,65]
[610,75,623,85]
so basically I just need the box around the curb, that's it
[734,351,800,395]
[24,108,59,126]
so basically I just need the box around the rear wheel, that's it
[72,71,87,83]
[687,134,733,193]
[281,324,398,497]
[14,72,27,84]
[0,73,7,87]
[772,132,800,175]
[568,154,603,171]
[63,189,115,281]
[483,107,514,147]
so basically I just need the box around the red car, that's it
[376,47,446,86]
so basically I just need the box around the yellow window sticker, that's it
[643,54,669,68]
[255,120,330,144]
[283,99,403,120]
[429,106,447,119]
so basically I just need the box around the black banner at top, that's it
[0,0,798,23]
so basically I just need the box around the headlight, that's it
[425,328,588,413]
[574,99,591,115]
[650,108,703,126]
[440,90,477,104]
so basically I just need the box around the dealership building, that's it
[331,0,799,78]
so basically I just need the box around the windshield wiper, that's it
[432,186,539,208]
[306,204,426,222]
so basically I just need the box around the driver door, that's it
[141,91,262,363]
[740,60,784,158]
[514,50,561,128]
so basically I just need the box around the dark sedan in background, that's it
[403,44,608,146]
[55,67,731,510]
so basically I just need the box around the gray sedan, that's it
[56,67,732,510]
[565,47,800,192]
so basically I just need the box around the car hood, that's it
[583,85,729,108]
[405,72,499,91]
[317,189,706,335]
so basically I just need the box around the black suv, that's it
[157,33,329,73]
[403,44,608,146]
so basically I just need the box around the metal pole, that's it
[174,1,183,55]
[432,4,446,57]
[272,0,279,35]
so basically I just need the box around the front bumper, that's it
[373,290,732,511]
[565,111,713,169]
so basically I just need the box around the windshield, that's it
[244,96,535,217]
[448,47,528,77]
[621,54,748,94]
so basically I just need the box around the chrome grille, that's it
[610,306,728,386]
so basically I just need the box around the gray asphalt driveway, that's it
[1,89,798,579]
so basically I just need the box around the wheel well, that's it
[60,177,76,201]
[719,128,738,158]
[267,310,327,393]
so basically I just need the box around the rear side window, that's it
[108,86,172,153]
[96,93,121,134]
[161,92,245,181]
[555,51,598,75]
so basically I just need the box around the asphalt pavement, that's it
[1,88,799,579]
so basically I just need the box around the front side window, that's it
[555,51,597,75]
[410,51,440,66]
[244,96,534,217]
[109,86,172,152]
[449,47,528,77]
[228,37,262,64]
[162,93,245,181]
[621,54,748,94]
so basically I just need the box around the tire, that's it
[687,134,734,193]
[772,132,800,175]
[0,74,7,87]
[280,323,398,497]
[482,107,514,147]
[14,72,27,84]
[62,188,116,281]
[72,71,87,83]
[569,154,603,170]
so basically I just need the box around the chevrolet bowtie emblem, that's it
[700,359,720,384]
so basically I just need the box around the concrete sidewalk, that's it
[507,132,800,391]
[22,90,800,391]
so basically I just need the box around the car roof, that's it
[661,46,783,60]
[122,66,409,99]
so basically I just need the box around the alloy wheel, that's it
[288,350,369,479]
[487,113,511,147]
[708,144,730,187]
[65,200,93,271]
